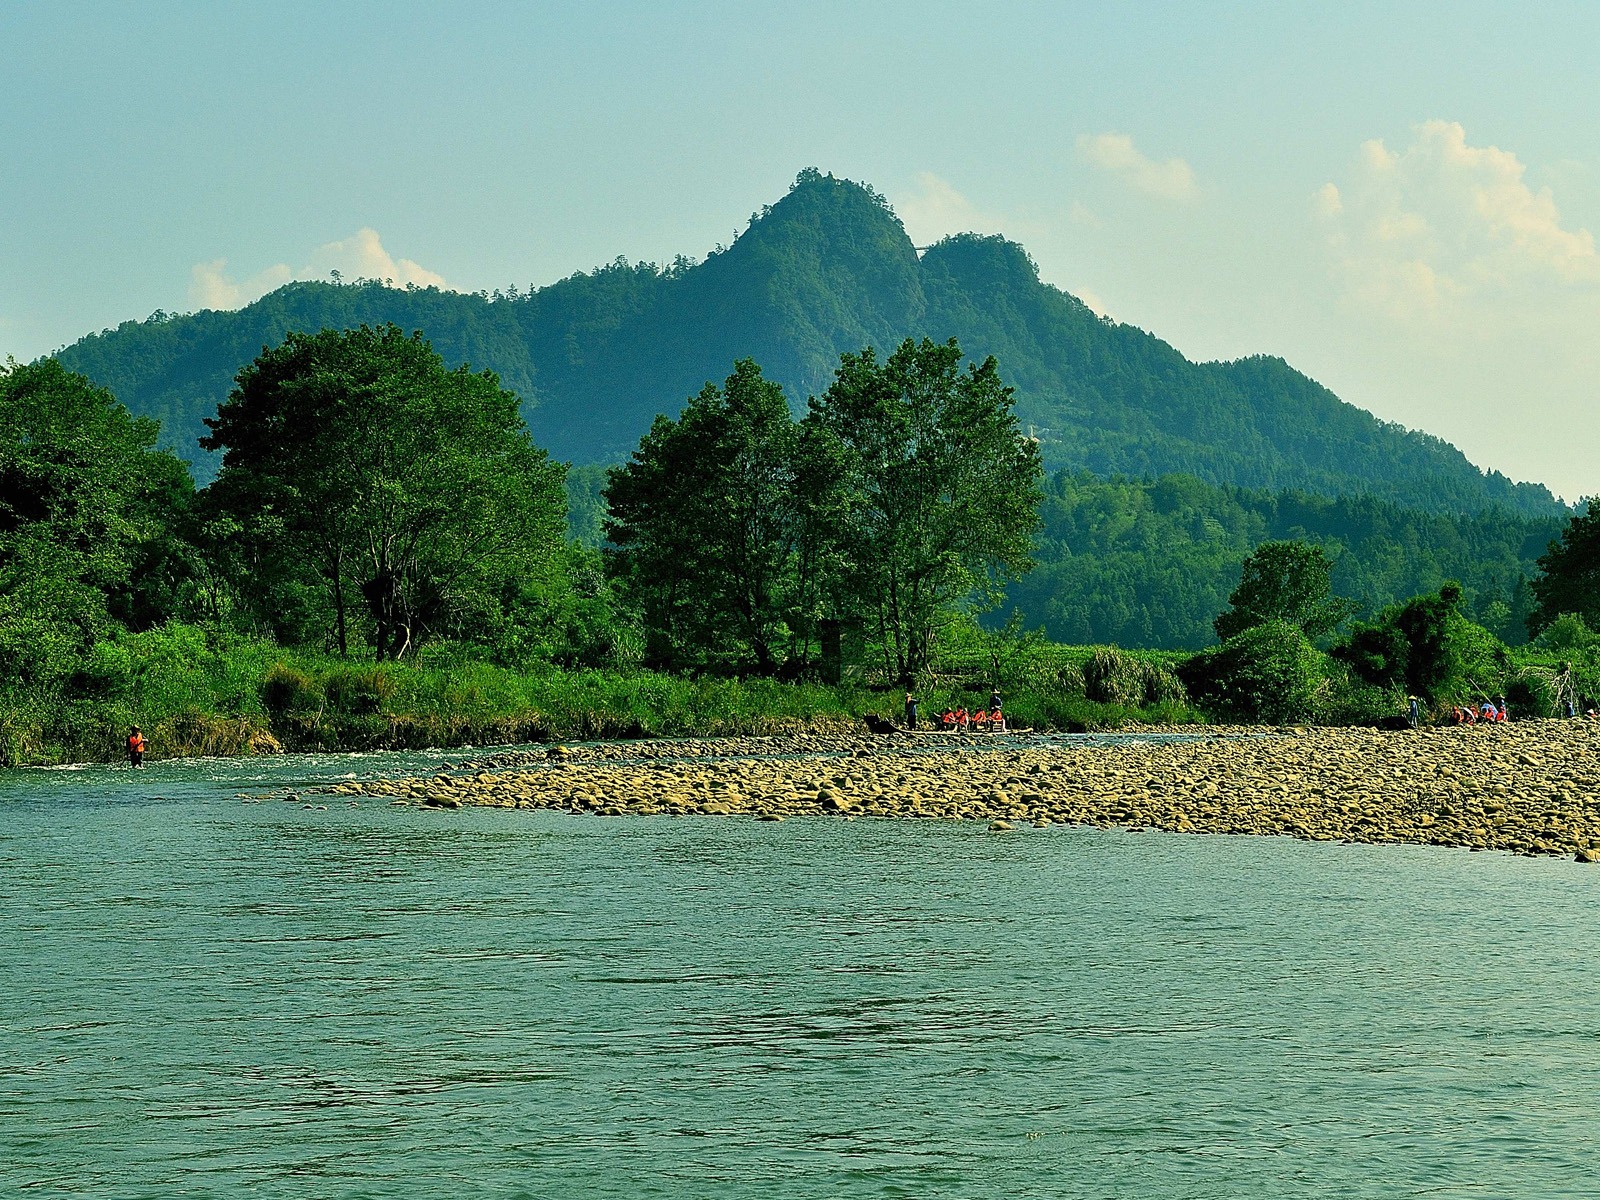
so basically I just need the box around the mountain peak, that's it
[50,170,1562,516]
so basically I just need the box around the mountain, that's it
[52,169,1561,516]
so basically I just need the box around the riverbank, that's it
[331,720,1600,860]
[0,624,1194,766]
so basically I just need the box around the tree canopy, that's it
[1529,505,1600,634]
[201,325,567,659]
[0,358,192,691]
[1214,540,1355,642]
[806,338,1043,682]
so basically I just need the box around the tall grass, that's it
[0,623,1204,766]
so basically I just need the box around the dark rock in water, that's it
[863,715,899,735]
[1576,847,1598,864]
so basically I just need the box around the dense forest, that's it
[55,171,1560,517]
[567,465,1558,649]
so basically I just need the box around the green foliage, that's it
[202,325,569,660]
[1213,540,1355,642]
[1529,504,1600,634]
[1081,647,1184,706]
[1180,619,1324,724]
[1535,612,1598,653]
[1008,472,1558,649]
[605,360,811,672]
[1332,582,1511,706]
[808,338,1044,681]
[0,359,194,704]
[54,174,1562,517]
[261,663,322,716]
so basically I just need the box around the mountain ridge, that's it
[51,169,1562,517]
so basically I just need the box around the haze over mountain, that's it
[53,170,1560,517]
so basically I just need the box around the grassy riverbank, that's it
[338,721,1600,861]
[0,624,1197,767]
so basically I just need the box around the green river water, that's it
[3,745,1599,1198]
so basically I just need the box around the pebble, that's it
[327,722,1600,860]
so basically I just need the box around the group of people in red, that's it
[937,705,1006,732]
[1450,698,1510,725]
[900,689,1007,732]
[937,689,1006,732]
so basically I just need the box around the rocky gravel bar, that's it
[328,721,1600,861]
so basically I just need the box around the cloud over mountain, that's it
[1076,133,1198,202]
[189,229,449,311]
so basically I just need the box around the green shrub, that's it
[1180,619,1323,724]
[261,662,322,716]
[1534,613,1597,653]
[1083,647,1145,706]
[324,665,396,715]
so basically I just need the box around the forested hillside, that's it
[53,171,1560,515]
[566,464,1558,650]
[1008,473,1557,648]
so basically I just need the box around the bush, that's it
[261,662,322,716]
[1535,613,1597,653]
[323,665,396,715]
[1180,619,1323,724]
[1083,647,1145,706]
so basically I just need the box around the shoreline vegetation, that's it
[5,311,1597,774]
[0,624,1198,767]
[325,721,1600,863]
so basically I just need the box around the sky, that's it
[3,1,1598,499]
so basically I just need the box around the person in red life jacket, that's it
[1496,696,1509,722]
[956,707,970,731]
[941,708,957,731]
[1479,700,1498,723]
[991,702,1005,732]
[973,709,991,732]
[126,727,146,767]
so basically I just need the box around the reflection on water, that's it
[2,747,1599,1198]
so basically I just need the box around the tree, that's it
[1180,619,1324,724]
[604,360,807,672]
[806,338,1043,682]
[1529,504,1600,635]
[201,325,566,660]
[1331,582,1507,705]
[1213,540,1354,642]
[0,359,193,691]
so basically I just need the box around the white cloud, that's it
[1075,133,1199,202]
[1073,287,1111,318]
[1318,120,1600,319]
[188,228,450,310]
[894,172,1011,245]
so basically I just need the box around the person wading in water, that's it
[126,727,146,768]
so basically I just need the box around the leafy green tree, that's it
[806,338,1043,682]
[1180,619,1324,724]
[0,359,192,693]
[1214,540,1354,642]
[1529,504,1600,634]
[604,360,806,672]
[201,325,566,660]
[1331,582,1506,705]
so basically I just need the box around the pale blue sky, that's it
[4,1,1598,496]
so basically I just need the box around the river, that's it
[3,746,1598,1198]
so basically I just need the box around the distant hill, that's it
[53,169,1561,516]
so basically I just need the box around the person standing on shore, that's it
[126,727,146,768]
[1408,696,1421,729]
[904,691,919,730]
